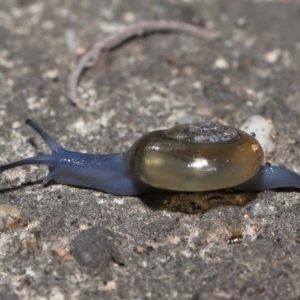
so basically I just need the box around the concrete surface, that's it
[0,0,300,299]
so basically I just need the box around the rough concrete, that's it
[0,0,300,299]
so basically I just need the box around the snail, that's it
[0,119,300,195]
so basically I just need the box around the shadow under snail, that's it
[0,119,300,195]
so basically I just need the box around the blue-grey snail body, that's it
[0,119,300,195]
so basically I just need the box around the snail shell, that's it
[126,122,264,191]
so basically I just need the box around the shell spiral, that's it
[126,122,264,191]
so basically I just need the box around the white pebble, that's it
[264,48,281,64]
[240,115,276,155]
[212,57,229,69]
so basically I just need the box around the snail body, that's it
[1,119,300,195]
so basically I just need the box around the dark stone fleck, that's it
[203,83,238,103]
[73,226,124,271]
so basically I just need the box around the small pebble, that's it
[243,214,250,220]
[264,48,281,64]
[212,57,229,69]
[73,226,124,271]
[22,238,38,251]
[0,204,26,231]
[253,225,262,233]
[212,288,232,299]
[42,68,59,81]
[135,246,147,254]
[55,248,67,257]
[64,255,73,262]
[75,47,87,57]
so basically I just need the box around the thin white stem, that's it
[68,20,220,105]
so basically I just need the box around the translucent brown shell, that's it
[126,122,264,192]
